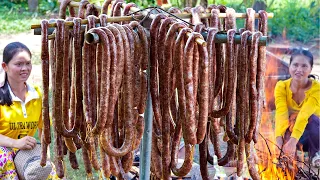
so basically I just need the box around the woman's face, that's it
[289,55,312,81]
[2,50,32,84]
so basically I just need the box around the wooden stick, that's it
[31,15,143,29]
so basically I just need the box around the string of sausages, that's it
[40,1,148,179]
[40,0,268,179]
[148,5,268,180]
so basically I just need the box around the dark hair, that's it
[289,48,313,67]
[289,47,315,79]
[0,42,31,106]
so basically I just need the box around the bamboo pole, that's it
[31,15,143,29]
[32,1,274,45]
[66,1,274,19]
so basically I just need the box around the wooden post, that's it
[28,0,38,12]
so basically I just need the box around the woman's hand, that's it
[275,136,284,157]
[282,137,298,159]
[13,136,37,150]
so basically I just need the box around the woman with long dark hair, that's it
[0,42,57,179]
[274,48,320,168]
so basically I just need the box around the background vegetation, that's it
[0,0,319,42]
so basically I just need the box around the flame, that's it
[254,49,299,179]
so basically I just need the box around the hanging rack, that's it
[31,1,274,179]
[31,1,273,46]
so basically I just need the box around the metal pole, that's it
[140,48,153,179]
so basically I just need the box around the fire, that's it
[254,49,299,179]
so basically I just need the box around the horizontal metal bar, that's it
[85,31,269,46]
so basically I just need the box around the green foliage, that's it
[0,0,57,34]
[267,1,319,42]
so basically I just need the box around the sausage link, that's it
[245,32,262,143]
[73,18,83,133]
[197,34,209,144]
[199,127,209,180]
[105,25,125,127]
[53,19,70,137]
[206,4,217,12]
[253,10,268,143]
[129,22,150,114]
[40,135,48,166]
[192,24,202,102]
[78,0,90,19]
[158,18,178,179]
[99,142,111,178]
[245,8,255,31]
[124,24,141,108]
[109,156,120,176]
[69,151,79,169]
[167,7,182,13]
[85,4,94,17]
[206,125,214,165]
[132,115,144,150]
[183,33,199,145]
[122,3,136,24]
[92,27,117,134]
[100,25,135,157]
[59,0,75,19]
[226,8,237,30]
[209,8,219,28]
[195,5,208,27]
[102,0,112,15]
[54,133,64,178]
[61,17,77,146]
[190,7,202,25]
[209,117,222,159]
[225,85,238,145]
[207,28,218,112]
[213,6,225,98]
[82,145,93,177]
[149,14,167,135]
[96,36,102,110]
[110,0,123,17]
[87,15,98,131]
[55,158,65,178]
[151,127,163,179]
[170,118,194,176]
[41,20,51,144]
[183,7,192,13]
[90,28,111,135]
[82,19,92,133]
[174,27,191,144]
[237,138,245,176]
[88,135,100,170]
[121,151,134,173]
[217,5,226,30]
[112,2,123,18]
[210,29,236,118]
[237,30,252,176]
[99,14,108,27]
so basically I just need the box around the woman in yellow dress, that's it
[274,48,320,168]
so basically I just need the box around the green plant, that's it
[267,0,319,42]
[0,0,57,34]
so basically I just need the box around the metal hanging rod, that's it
[85,31,269,46]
